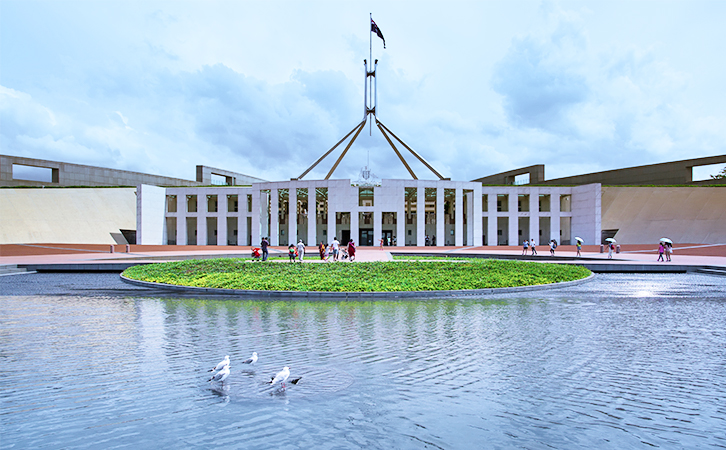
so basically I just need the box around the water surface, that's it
[1,273,725,449]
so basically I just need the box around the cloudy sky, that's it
[2,0,725,183]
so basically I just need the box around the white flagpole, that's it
[369,13,373,135]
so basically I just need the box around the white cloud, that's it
[1,1,724,184]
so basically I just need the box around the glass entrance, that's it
[359,229,374,246]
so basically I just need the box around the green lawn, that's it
[122,258,591,292]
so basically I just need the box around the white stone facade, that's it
[137,180,602,247]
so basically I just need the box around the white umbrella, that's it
[575,237,584,243]
[605,238,616,243]
[660,237,673,244]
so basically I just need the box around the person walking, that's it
[318,241,325,260]
[549,239,556,256]
[288,244,296,262]
[522,239,529,255]
[657,242,665,262]
[261,237,269,262]
[296,239,305,262]
[347,240,356,261]
[332,237,340,261]
[323,244,331,262]
[666,243,672,262]
[576,240,582,257]
[530,239,537,255]
[607,242,614,259]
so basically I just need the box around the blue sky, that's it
[2,0,725,182]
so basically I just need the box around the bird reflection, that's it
[210,384,230,403]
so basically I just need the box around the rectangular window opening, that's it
[12,164,55,183]
[210,174,227,185]
[513,173,530,185]
[692,163,726,181]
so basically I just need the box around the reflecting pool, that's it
[1,273,725,449]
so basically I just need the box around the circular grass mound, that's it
[122,258,591,292]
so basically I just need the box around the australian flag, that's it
[371,18,386,49]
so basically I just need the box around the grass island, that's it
[121,258,592,292]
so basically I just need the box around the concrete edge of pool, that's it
[119,272,596,299]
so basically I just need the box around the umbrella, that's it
[660,237,673,244]
[605,238,616,243]
[575,237,584,243]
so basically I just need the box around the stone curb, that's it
[119,272,596,300]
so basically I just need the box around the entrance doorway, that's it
[382,230,393,246]
[341,230,350,245]
[359,229,374,246]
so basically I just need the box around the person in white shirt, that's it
[296,240,305,262]
[331,237,340,261]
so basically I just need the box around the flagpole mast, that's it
[369,13,373,136]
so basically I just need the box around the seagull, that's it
[241,352,258,365]
[269,366,290,387]
[209,355,230,372]
[208,365,231,383]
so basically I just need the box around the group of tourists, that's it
[522,238,581,257]
[521,239,539,256]
[256,236,356,263]
[287,239,307,263]
[318,237,356,262]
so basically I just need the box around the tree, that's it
[711,167,726,179]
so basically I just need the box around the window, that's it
[359,187,374,206]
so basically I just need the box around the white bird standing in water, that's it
[209,355,230,372]
[269,366,290,387]
[209,365,231,383]
[241,352,258,365]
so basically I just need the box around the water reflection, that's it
[1,274,725,449]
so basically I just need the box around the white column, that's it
[351,208,359,246]
[136,184,166,245]
[416,185,425,246]
[487,192,497,246]
[436,186,444,246]
[466,190,476,246]
[327,203,336,244]
[217,194,228,246]
[176,215,186,245]
[551,191,561,243]
[251,190,261,246]
[238,212,247,246]
[288,185,297,245]
[270,188,279,246]
[529,189,539,243]
[373,210,382,247]
[197,192,207,246]
[177,193,187,246]
[508,192,518,247]
[455,188,464,246]
[397,188,406,247]
[307,186,317,247]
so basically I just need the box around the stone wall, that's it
[0,188,137,244]
[602,186,726,244]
